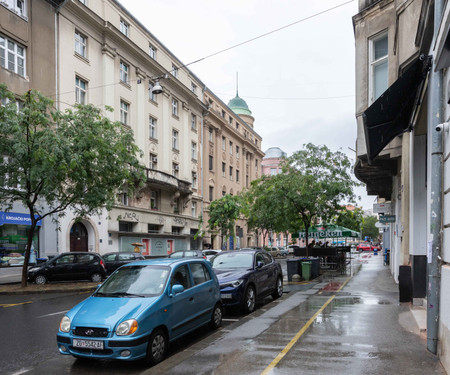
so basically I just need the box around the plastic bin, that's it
[309,257,320,279]
[301,261,311,281]
[286,259,301,281]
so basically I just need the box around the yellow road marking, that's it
[0,301,32,308]
[261,277,351,375]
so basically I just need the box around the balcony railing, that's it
[146,168,191,194]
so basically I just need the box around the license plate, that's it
[221,293,232,299]
[73,338,104,350]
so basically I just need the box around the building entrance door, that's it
[70,222,88,252]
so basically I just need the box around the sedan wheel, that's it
[146,329,167,366]
[272,276,283,300]
[210,303,223,329]
[91,273,103,283]
[34,274,47,285]
[243,285,256,314]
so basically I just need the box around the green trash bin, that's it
[302,261,311,281]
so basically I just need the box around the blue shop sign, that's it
[0,212,42,226]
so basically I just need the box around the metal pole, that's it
[427,0,444,354]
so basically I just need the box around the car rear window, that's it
[190,263,211,285]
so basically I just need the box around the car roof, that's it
[122,257,209,268]
[219,248,259,254]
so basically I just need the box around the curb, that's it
[0,283,98,296]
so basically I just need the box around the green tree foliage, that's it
[361,215,379,241]
[207,194,241,249]
[0,86,145,286]
[333,206,364,233]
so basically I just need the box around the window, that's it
[222,162,226,177]
[171,64,178,78]
[148,224,160,233]
[222,136,226,150]
[74,31,87,58]
[236,122,239,130]
[149,116,157,139]
[172,163,179,177]
[209,186,214,201]
[119,221,132,232]
[171,265,191,289]
[191,201,197,218]
[1,0,26,16]
[120,100,129,125]
[270,168,277,176]
[173,197,180,213]
[369,32,388,103]
[120,192,128,206]
[209,155,213,171]
[149,153,157,169]
[149,44,156,59]
[120,19,129,36]
[236,169,240,183]
[172,129,179,150]
[191,114,197,131]
[148,83,157,102]
[236,146,240,159]
[191,141,197,160]
[78,0,86,5]
[172,98,178,116]
[246,175,249,188]
[229,141,233,155]
[120,61,129,84]
[229,116,233,125]
[0,35,25,77]
[209,127,213,142]
[150,190,158,209]
[255,159,258,170]
[191,82,197,94]
[229,166,233,180]
[192,171,197,188]
[191,263,211,285]
[221,110,225,118]
[222,189,226,197]
[75,76,87,104]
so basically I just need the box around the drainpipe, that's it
[427,0,444,355]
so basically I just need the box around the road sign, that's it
[379,215,395,223]
[375,222,389,228]
[373,203,391,214]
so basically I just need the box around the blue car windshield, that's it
[95,265,170,297]
[211,253,253,269]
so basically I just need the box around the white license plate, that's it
[73,338,104,350]
[221,293,232,299]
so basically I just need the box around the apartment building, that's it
[202,89,264,249]
[55,0,206,256]
[353,0,450,369]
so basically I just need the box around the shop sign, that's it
[373,203,391,214]
[379,215,396,223]
[0,212,42,226]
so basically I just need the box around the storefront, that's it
[0,212,41,257]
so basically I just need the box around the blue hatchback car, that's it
[57,258,222,365]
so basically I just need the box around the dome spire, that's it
[236,72,239,97]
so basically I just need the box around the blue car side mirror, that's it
[170,284,184,296]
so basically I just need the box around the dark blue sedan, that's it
[211,249,283,314]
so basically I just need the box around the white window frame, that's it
[369,31,388,104]
[149,44,156,59]
[191,201,197,218]
[120,61,129,84]
[222,162,226,177]
[74,31,87,58]
[229,141,233,155]
[191,114,197,131]
[0,34,25,77]
[191,141,197,160]
[222,136,226,150]
[150,190,158,209]
[120,100,129,125]
[172,163,179,177]
[192,172,197,189]
[209,128,213,142]
[120,19,129,36]
[149,116,157,139]
[1,0,26,17]
[75,76,87,104]
[172,129,179,150]
[171,63,178,78]
[171,98,178,116]
[191,82,197,94]
[236,145,240,159]
[149,153,157,169]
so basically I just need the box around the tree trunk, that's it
[21,219,37,288]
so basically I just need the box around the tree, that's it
[0,86,145,287]
[333,206,364,233]
[278,143,358,255]
[361,215,379,241]
[207,194,241,249]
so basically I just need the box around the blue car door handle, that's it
[189,297,194,302]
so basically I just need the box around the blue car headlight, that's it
[221,279,244,288]
[60,316,71,333]
[116,319,138,336]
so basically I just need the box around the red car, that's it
[356,242,372,251]
[371,243,381,252]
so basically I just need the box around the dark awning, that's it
[362,55,431,164]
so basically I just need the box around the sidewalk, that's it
[0,280,98,295]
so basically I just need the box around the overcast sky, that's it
[119,0,376,209]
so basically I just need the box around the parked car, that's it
[202,249,222,260]
[277,247,289,256]
[356,242,372,251]
[56,258,222,365]
[210,248,283,314]
[168,250,206,259]
[371,243,381,252]
[27,252,106,284]
[267,247,288,258]
[102,252,145,274]
[287,245,300,254]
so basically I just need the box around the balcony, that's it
[146,169,191,195]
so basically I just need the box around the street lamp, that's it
[151,74,168,95]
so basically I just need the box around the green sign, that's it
[379,215,396,223]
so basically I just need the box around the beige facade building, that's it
[202,89,264,249]
[56,0,206,255]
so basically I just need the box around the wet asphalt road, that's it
[1,254,445,374]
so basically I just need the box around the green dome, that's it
[228,94,252,116]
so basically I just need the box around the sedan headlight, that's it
[60,316,71,332]
[28,267,40,273]
[116,319,138,336]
